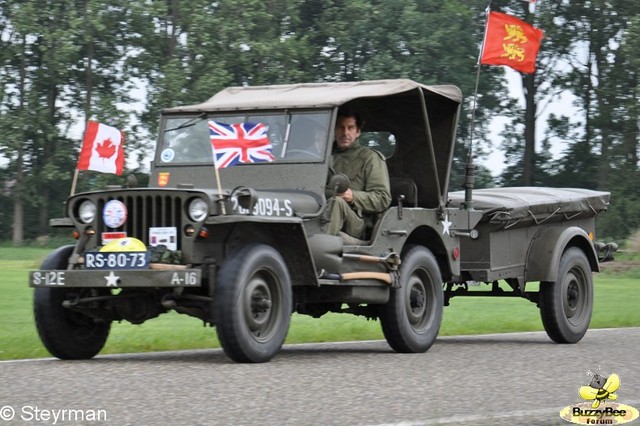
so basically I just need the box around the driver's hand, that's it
[338,188,354,204]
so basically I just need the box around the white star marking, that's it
[105,271,120,287]
[441,215,452,236]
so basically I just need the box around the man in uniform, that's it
[326,107,391,240]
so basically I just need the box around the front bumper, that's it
[29,269,202,288]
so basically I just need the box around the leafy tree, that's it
[488,0,575,186]
[542,1,639,240]
[0,0,638,244]
[493,0,639,247]
[0,0,138,242]
[305,0,504,189]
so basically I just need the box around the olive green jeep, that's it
[30,80,612,363]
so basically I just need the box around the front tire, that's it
[380,245,443,353]
[34,246,111,359]
[214,244,292,363]
[539,247,593,343]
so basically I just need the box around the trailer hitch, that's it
[595,242,618,262]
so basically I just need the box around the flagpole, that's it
[70,117,94,197]
[468,5,488,162]
[211,146,227,215]
[464,1,492,210]
[70,169,80,196]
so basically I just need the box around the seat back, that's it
[389,177,418,207]
[353,177,418,245]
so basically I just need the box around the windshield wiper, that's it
[164,113,207,132]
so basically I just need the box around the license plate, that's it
[84,251,150,270]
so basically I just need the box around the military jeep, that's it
[30,79,612,363]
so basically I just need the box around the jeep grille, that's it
[95,194,183,247]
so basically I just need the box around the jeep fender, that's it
[222,218,319,286]
[524,226,599,283]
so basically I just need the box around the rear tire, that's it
[380,245,443,353]
[214,244,292,363]
[539,247,593,343]
[34,246,111,359]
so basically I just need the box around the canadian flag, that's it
[77,121,125,175]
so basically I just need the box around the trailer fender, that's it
[524,226,599,283]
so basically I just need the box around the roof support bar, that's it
[418,89,442,207]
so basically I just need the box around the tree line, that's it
[0,0,637,244]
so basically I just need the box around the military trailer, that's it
[30,79,613,363]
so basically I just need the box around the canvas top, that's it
[163,79,462,113]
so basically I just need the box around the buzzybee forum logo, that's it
[560,369,639,424]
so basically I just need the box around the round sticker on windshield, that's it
[103,200,128,229]
[161,149,175,162]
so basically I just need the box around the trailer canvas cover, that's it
[449,187,609,225]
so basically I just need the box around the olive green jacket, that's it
[328,143,391,217]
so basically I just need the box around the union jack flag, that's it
[208,121,275,168]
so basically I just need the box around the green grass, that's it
[1,245,639,360]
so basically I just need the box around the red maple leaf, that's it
[96,138,117,159]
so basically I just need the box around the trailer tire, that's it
[34,246,111,359]
[214,243,292,363]
[380,245,443,353]
[539,247,593,343]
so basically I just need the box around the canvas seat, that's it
[341,176,418,246]
[389,176,418,207]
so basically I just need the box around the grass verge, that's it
[1,246,639,360]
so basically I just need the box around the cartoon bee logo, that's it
[579,372,620,408]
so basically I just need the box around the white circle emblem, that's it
[161,148,175,162]
[103,200,128,229]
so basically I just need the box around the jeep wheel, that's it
[539,247,593,343]
[380,245,443,353]
[34,246,111,359]
[214,243,292,363]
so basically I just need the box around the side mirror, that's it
[328,173,350,194]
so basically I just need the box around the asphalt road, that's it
[1,328,639,426]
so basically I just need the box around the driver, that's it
[325,107,391,239]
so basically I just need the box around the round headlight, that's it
[188,198,208,222]
[78,200,97,224]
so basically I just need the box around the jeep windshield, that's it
[158,111,331,165]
